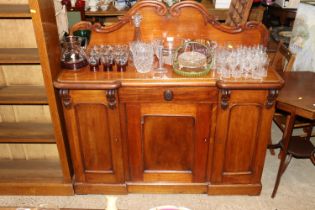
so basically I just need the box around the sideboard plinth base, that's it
[74,183,128,195]
[208,183,262,195]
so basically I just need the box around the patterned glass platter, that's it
[172,40,216,77]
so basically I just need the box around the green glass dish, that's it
[172,41,215,77]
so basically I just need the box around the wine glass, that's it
[152,39,166,72]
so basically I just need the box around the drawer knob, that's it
[164,90,173,101]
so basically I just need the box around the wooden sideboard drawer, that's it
[119,87,218,103]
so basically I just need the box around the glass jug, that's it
[61,36,88,70]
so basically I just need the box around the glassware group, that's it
[84,40,161,73]
[61,35,269,80]
[215,44,269,80]
[85,44,129,72]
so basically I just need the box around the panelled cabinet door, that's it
[121,87,217,183]
[126,103,212,183]
[61,90,124,184]
[212,90,274,185]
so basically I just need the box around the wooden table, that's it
[272,71,315,197]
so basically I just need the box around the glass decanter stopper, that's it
[132,12,143,42]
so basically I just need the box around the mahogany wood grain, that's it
[0,86,47,104]
[62,90,125,187]
[89,1,268,47]
[125,98,213,183]
[119,104,131,181]
[0,48,39,64]
[143,116,194,170]
[0,4,31,18]
[56,1,283,195]
[84,0,265,22]
[0,122,54,143]
[127,182,208,194]
[208,183,261,195]
[271,71,315,197]
[212,90,274,186]
[277,71,315,120]
[74,183,128,194]
[119,87,218,103]
[55,66,283,89]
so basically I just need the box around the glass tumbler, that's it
[86,50,100,72]
[101,53,114,71]
[115,51,129,72]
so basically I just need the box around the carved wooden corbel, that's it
[221,89,231,110]
[265,89,279,109]
[59,89,72,109]
[106,89,117,109]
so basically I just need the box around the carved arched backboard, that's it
[84,0,268,47]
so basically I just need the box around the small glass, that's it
[115,51,129,72]
[113,44,129,72]
[101,53,114,71]
[221,62,231,79]
[152,39,166,72]
[86,49,100,72]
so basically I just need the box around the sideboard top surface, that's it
[55,1,283,90]
[55,65,283,89]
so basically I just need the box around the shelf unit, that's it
[0,1,73,195]
[0,48,39,64]
[0,4,31,18]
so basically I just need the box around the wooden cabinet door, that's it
[121,87,217,183]
[211,90,274,185]
[61,90,124,184]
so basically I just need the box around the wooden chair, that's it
[268,41,295,155]
[271,130,315,198]
[225,0,254,27]
[268,41,314,155]
[311,150,315,164]
[268,42,315,198]
[269,41,295,73]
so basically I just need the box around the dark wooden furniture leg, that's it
[268,135,277,155]
[311,150,315,165]
[268,137,281,155]
[271,111,296,198]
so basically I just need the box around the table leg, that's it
[271,111,296,198]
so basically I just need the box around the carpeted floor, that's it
[1,124,314,210]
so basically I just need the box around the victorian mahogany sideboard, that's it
[54,1,284,195]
